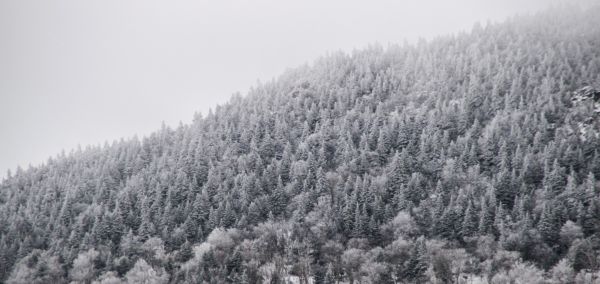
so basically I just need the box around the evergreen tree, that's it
[544,160,567,198]
[538,204,560,245]
[461,200,478,238]
[479,194,495,235]
[403,237,428,283]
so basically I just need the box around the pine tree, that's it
[479,195,495,235]
[461,201,478,238]
[581,200,600,236]
[387,151,404,198]
[538,204,559,245]
[352,203,367,238]
[376,128,391,165]
[403,237,428,283]
[523,153,544,186]
[270,177,287,217]
[495,167,515,208]
[544,159,566,198]
[59,194,74,227]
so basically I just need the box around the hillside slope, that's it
[2,5,600,283]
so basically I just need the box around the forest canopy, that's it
[1,4,600,284]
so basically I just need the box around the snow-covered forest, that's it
[2,5,600,284]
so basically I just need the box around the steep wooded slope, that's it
[1,5,600,283]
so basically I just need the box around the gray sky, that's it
[0,0,568,177]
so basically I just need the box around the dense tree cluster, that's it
[1,5,600,283]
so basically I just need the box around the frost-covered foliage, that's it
[1,4,600,283]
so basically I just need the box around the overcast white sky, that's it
[0,0,572,177]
